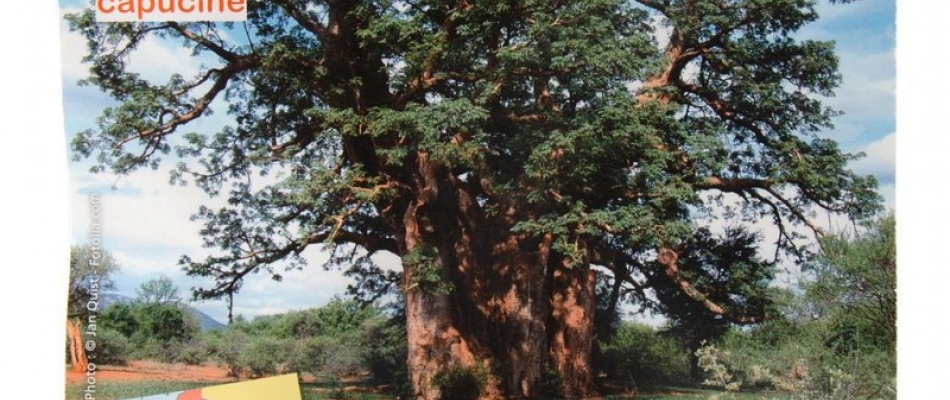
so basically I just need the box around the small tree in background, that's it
[100,278,200,362]
[136,275,182,304]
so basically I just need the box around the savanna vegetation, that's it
[68,213,894,399]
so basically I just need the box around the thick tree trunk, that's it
[404,235,553,400]
[400,153,597,399]
[403,232,597,399]
[549,267,597,397]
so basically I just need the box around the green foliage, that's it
[101,302,139,338]
[135,302,197,343]
[175,336,212,366]
[805,213,896,354]
[284,336,333,375]
[135,275,182,304]
[432,365,488,400]
[68,245,119,319]
[403,246,453,295]
[204,328,251,377]
[65,0,884,396]
[65,0,881,321]
[92,329,131,365]
[360,312,408,385]
[195,299,399,383]
[597,322,691,388]
[704,312,895,399]
[240,336,288,377]
[647,227,776,381]
[100,301,201,362]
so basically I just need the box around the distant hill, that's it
[99,293,227,331]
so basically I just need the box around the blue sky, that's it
[55,0,896,324]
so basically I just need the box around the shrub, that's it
[239,336,287,377]
[361,317,408,384]
[284,335,363,377]
[702,324,896,400]
[128,337,168,362]
[319,336,364,377]
[206,329,251,377]
[694,343,741,392]
[92,329,130,365]
[284,336,326,375]
[176,335,212,365]
[597,322,691,387]
[432,365,487,400]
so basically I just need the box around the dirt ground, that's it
[65,360,236,385]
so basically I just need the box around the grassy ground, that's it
[616,386,795,400]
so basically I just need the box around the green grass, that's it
[299,382,395,400]
[601,386,797,400]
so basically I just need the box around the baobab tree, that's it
[67,0,878,398]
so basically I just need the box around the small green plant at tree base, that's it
[432,365,488,400]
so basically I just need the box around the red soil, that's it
[65,360,236,385]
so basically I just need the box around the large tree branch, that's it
[166,22,242,62]
[762,187,825,237]
[272,0,330,42]
[114,57,259,149]
[656,247,763,324]
[692,176,771,192]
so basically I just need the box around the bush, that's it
[704,324,895,400]
[175,335,212,365]
[206,329,251,377]
[361,317,408,385]
[596,322,691,388]
[100,301,201,363]
[317,336,364,377]
[128,337,168,362]
[92,329,131,365]
[284,336,328,375]
[239,336,287,377]
[432,365,487,400]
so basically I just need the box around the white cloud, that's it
[850,132,896,185]
[830,50,896,122]
[69,167,221,251]
[69,159,388,322]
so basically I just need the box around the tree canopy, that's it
[135,275,183,304]
[66,0,881,397]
